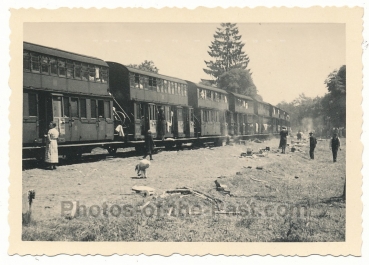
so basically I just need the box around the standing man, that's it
[309,132,317,159]
[330,133,341,162]
[279,126,288,154]
[143,130,155,160]
[297,130,302,141]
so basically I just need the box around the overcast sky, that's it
[24,23,345,105]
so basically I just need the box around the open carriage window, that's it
[104,101,111,119]
[58,59,66,77]
[23,51,31,71]
[63,97,70,118]
[80,99,87,118]
[50,57,58,75]
[41,56,49,74]
[30,53,40,73]
[70,98,79,117]
[66,60,74,79]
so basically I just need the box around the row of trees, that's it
[277,65,346,135]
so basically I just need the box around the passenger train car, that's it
[22,42,290,159]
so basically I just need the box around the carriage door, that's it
[176,106,184,137]
[148,103,157,138]
[189,108,194,137]
[23,92,39,144]
[164,105,173,137]
[134,102,144,139]
[51,95,66,143]
[220,111,227,136]
[69,97,80,142]
[226,111,234,136]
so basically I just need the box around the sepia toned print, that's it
[9,7,362,256]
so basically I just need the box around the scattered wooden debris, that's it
[132,185,155,197]
[250,177,268,183]
[256,166,263,170]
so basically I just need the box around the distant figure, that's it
[309,132,317,159]
[297,130,302,141]
[157,106,166,140]
[279,126,288,154]
[45,121,59,170]
[143,130,155,160]
[330,133,341,162]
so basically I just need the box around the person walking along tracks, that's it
[279,126,288,154]
[330,133,341,162]
[309,132,317,159]
[45,121,59,170]
[143,130,155,160]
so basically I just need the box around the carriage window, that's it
[174,83,178,94]
[184,85,188,97]
[28,93,37,116]
[58,59,66,77]
[168,82,172,94]
[30,53,40,73]
[41,56,49,74]
[80,99,87,118]
[90,100,97,118]
[101,67,108,83]
[50,57,58,75]
[74,62,81,79]
[52,96,62,117]
[66,60,74,78]
[95,67,101,82]
[23,51,30,71]
[129,73,135,88]
[163,80,168,93]
[70,98,79,117]
[206,90,212,100]
[156,79,162,92]
[153,78,157,91]
[104,101,111,119]
[81,64,89,81]
[149,77,154,89]
[89,66,95,81]
[171,82,175,94]
[135,74,141,89]
[98,100,104,118]
[246,102,248,109]
[177,109,183,120]
[143,76,149,90]
[63,97,70,117]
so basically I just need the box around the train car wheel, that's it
[107,146,118,155]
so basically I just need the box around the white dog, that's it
[135,159,151,178]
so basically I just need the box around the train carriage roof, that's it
[188,82,229,94]
[23,42,108,67]
[229,92,254,101]
[126,66,187,84]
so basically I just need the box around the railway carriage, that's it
[228,92,255,136]
[107,62,194,140]
[186,82,229,138]
[23,42,114,158]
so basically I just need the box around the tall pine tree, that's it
[204,23,250,83]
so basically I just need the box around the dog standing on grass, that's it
[135,159,151,178]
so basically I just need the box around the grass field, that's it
[22,137,346,242]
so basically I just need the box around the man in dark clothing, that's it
[279,127,288,154]
[309,132,317,159]
[330,133,341,162]
[143,130,155,160]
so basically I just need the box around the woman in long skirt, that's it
[45,122,59,170]
[279,126,288,154]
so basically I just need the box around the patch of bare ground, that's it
[22,137,346,242]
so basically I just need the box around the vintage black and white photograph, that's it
[20,21,349,243]
[7,6,363,257]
